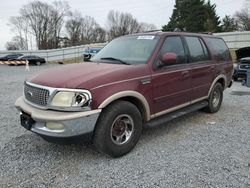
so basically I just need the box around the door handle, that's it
[181,71,190,79]
[140,78,151,85]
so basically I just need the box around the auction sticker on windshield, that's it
[137,36,155,40]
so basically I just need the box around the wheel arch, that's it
[98,91,151,122]
[208,74,226,97]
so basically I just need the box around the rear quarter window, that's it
[204,37,231,61]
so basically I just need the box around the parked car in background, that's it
[83,47,102,61]
[0,53,23,61]
[18,55,46,65]
[233,46,250,81]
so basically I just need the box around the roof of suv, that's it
[126,31,219,38]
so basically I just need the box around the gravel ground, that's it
[0,64,250,188]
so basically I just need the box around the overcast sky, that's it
[0,0,246,50]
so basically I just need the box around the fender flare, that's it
[207,74,227,97]
[98,91,151,121]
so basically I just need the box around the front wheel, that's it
[93,101,142,157]
[204,83,223,113]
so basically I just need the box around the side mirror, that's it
[160,53,177,66]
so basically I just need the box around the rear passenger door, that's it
[184,36,215,101]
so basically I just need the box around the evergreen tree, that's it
[221,15,237,32]
[162,0,221,33]
[204,0,221,32]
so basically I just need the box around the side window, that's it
[199,38,209,58]
[157,36,186,66]
[185,36,210,63]
[204,37,231,61]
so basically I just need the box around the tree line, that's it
[162,0,250,33]
[6,0,250,50]
[6,1,157,50]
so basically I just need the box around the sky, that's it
[0,0,246,50]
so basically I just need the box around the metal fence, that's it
[0,43,106,63]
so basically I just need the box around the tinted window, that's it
[200,38,209,58]
[157,36,186,65]
[204,37,231,61]
[185,36,210,63]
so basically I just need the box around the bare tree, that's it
[8,16,29,50]
[47,1,70,48]
[80,16,106,44]
[65,11,83,46]
[6,42,19,51]
[106,10,157,40]
[18,0,70,49]
[234,8,250,31]
[91,27,106,43]
[107,10,141,40]
[139,22,157,32]
[5,36,25,50]
[66,13,106,45]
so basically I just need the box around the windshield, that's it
[92,35,160,65]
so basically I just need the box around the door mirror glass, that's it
[161,52,177,66]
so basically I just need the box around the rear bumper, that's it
[15,97,101,143]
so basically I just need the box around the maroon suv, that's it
[15,32,233,157]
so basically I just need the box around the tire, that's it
[93,101,142,157]
[233,76,238,81]
[36,61,41,66]
[204,83,223,113]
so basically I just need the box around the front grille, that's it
[24,83,50,106]
[239,64,250,70]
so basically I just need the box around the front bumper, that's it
[15,97,101,143]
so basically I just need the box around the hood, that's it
[28,62,149,90]
[236,47,250,60]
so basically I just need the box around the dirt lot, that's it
[0,64,250,187]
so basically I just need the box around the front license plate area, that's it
[20,113,35,130]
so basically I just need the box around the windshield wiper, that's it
[100,57,130,65]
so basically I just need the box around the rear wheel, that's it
[204,83,223,113]
[36,61,41,66]
[93,101,142,157]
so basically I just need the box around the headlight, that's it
[51,91,91,109]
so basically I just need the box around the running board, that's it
[145,101,208,128]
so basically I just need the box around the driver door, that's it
[151,36,191,116]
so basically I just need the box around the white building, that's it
[214,31,250,49]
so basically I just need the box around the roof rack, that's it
[143,29,162,33]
